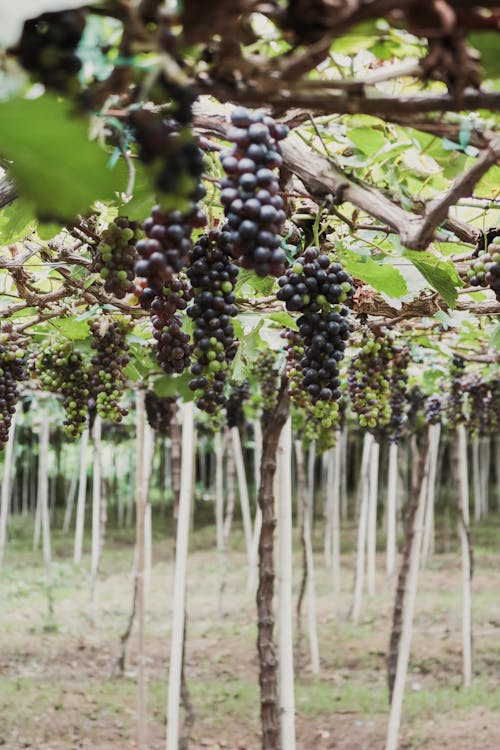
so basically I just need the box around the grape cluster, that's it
[219,107,288,277]
[464,377,489,436]
[406,385,425,431]
[387,345,410,443]
[95,217,142,299]
[0,325,26,449]
[226,381,250,429]
[425,395,442,425]
[467,232,500,301]
[151,304,192,375]
[145,390,177,436]
[278,247,353,426]
[252,350,279,413]
[34,340,89,439]
[129,109,206,212]
[187,230,239,414]
[348,329,393,432]
[136,204,204,306]
[17,10,86,93]
[89,318,131,421]
[445,356,466,430]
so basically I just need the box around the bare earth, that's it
[0,521,499,750]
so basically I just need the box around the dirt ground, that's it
[0,517,499,750]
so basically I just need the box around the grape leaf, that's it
[490,323,500,351]
[403,250,462,308]
[267,311,298,331]
[338,247,408,298]
[0,198,35,243]
[231,320,265,383]
[0,95,125,220]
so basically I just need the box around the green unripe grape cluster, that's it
[347,329,394,434]
[95,217,143,299]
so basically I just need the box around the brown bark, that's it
[257,375,290,750]
[387,429,430,701]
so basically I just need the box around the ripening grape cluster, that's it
[387,345,410,443]
[278,247,353,428]
[226,381,250,429]
[445,356,466,430]
[467,232,500,301]
[348,329,393,432]
[0,325,26,449]
[145,390,177,436]
[252,350,279,413]
[34,340,89,439]
[151,300,192,375]
[464,377,490,436]
[17,10,86,93]
[187,230,239,414]
[129,108,206,212]
[425,395,442,425]
[219,108,288,277]
[406,385,425,430]
[95,218,143,299]
[89,318,130,421]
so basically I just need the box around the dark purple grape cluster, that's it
[145,390,177,436]
[0,325,26,449]
[406,385,425,431]
[219,107,288,277]
[152,308,192,375]
[278,247,353,413]
[253,349,279,412]
[226,381,250,429]
[425,395,442,425]
[135,204,204,306]
[16,10,86,93]
[129,109,206,210]
[187,229,239,414]
[467,232,500,301]
[95,217,142,299]
[387,345,410,443]
[89,318,131,421]
[464,377,489,436]
[348,329,393,432]
[34,339,89,439]
[445,356,466,430]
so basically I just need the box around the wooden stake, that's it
[73,426,89,565]
[277,417,296,750]
[351,433,373,624]
[0,409,18,569]
[166,401,195,750]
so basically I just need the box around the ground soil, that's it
[0,518,499,750]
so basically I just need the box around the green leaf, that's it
[46,317,90,341]
[490,323,500,351]
[117,168,156,221]
[0,95,125,220]
[36,220,63,240]
[153,372,193,401]
[153,375,177,397]
[403,250,461,308]
[468,32,500,78]
[231,320,265,383]
[338,247,408,298]
[348,127,386,156]
[267,311,299,331]
[0,199,35,243]
[235,270,275,296]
